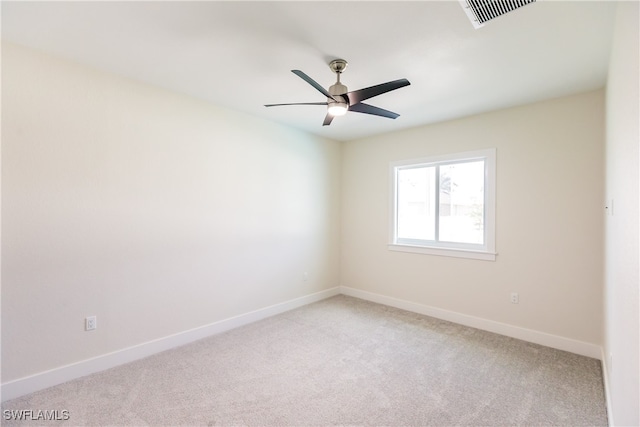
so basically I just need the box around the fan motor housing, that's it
[329,82,348,97]
[327,82,349,116]
[328,83,349,113]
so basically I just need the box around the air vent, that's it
[459,0,536,29]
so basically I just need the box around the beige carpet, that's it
[2,295,607,426]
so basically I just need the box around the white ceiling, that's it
[1,1,617,141]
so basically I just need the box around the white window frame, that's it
[389,148,496,261]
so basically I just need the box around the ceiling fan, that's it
[265,59,411,126]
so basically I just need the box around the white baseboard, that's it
[1,287,340,402]
[2,286,606,405]
[600,347,615,427]
[340,286,603,360]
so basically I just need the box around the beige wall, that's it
[604,2,640,425]
[341,90,605,346]
[1,43,341,381]
[4,31,629,412]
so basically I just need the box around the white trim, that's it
[388,243,497,261]
[600,347,615,427]
[389,148,496,261]
[340,286,602,359]
[1,287,340,402]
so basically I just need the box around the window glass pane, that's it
[439,161,484,244]
[397,166,436,240]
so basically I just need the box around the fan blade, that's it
[292,70,336,101]
[265,102,328,107]
[346,78,410,105]
[348,102,400,119]
[323,113,334,126]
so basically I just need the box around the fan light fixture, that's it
[328,103,348,116]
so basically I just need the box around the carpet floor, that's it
[2,295,607,426]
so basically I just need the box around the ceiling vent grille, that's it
[460,0,536,29]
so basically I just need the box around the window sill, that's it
[388,243,497,261]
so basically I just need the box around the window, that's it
[389,148,496,261]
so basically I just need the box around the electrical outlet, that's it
[510,292,519,304]
[85,316,97,331]
[303,272,308,282]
